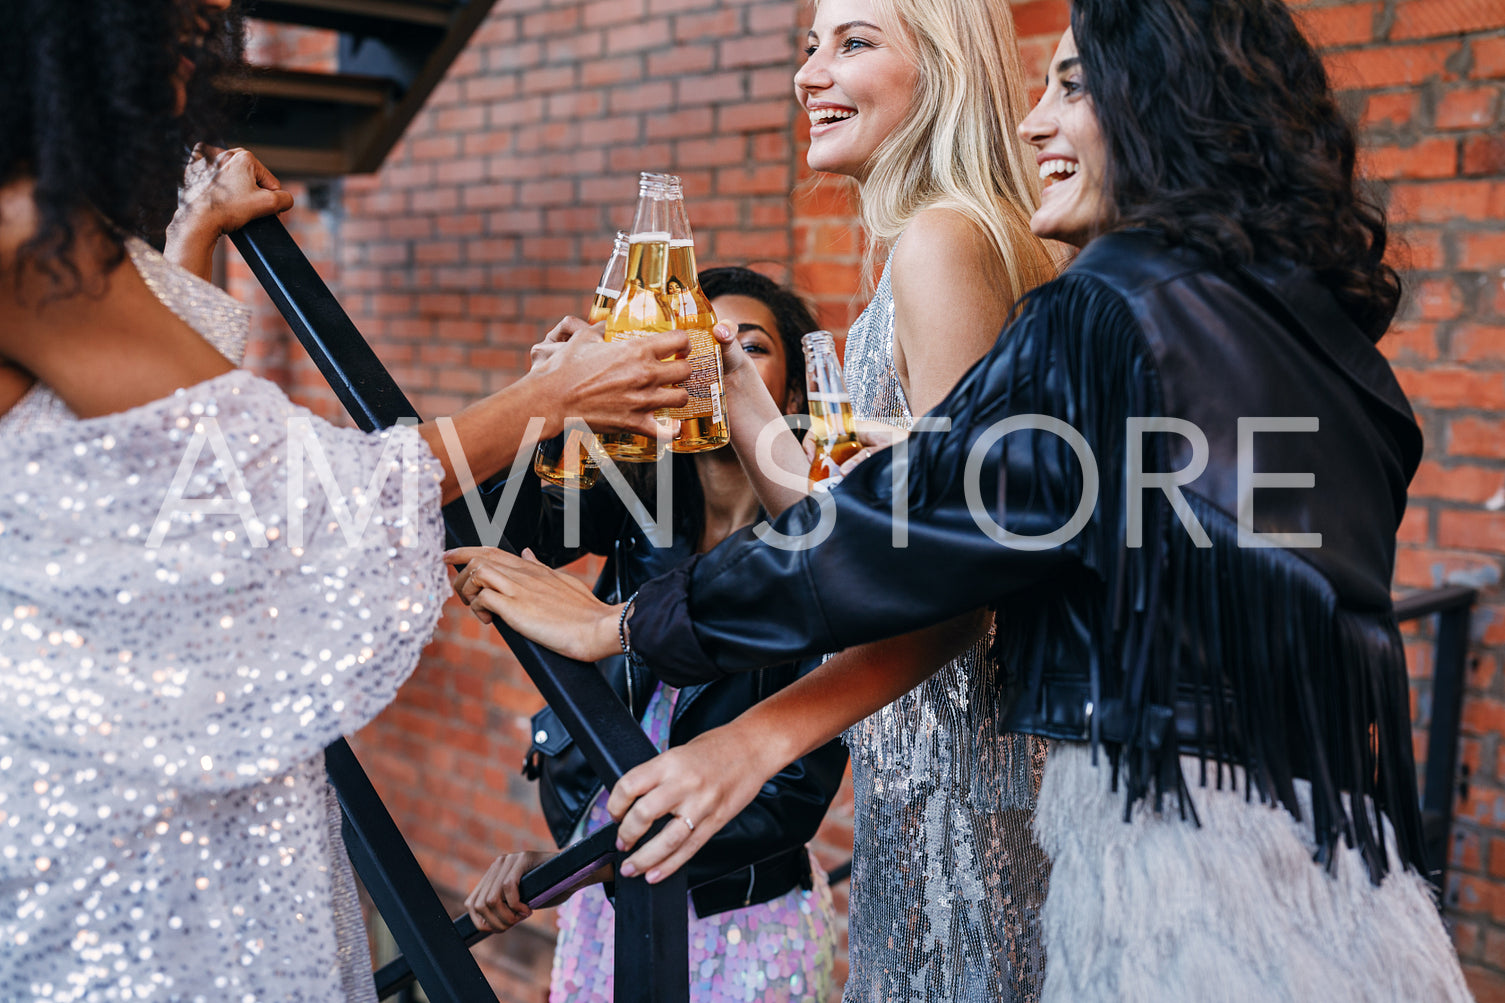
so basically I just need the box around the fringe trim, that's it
[974,274,1424,882]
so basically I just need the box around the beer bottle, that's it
[803,330,862,489]
[662,179,729,453]
[600,174,676,462]
[532,231,629,489]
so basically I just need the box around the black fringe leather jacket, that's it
[631,230,1426,883]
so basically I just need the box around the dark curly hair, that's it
[1,0,243,290]
[1070,0,1401,340]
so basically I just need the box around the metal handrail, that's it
[231,216,689,1003]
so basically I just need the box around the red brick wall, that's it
[230,1,1505,999]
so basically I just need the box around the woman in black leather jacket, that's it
[453,2,1473,999]
[456,267,847,1002]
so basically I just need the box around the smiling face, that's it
[711,294,797,413]
[1017,29,1112,248]
[794,0,920,183]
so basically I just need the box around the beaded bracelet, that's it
[618,589,640,660]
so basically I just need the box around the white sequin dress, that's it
[0,240,446,1002]
[839,249,1049,1002]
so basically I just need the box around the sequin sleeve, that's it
[0,369,445,793]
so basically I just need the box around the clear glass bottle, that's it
[661,179,729,453]
[532,231,629,489]
[803,330,862,490]
[600,174,676,462]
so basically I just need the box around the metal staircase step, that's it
[247,0,453,39]
[227,0,496,177]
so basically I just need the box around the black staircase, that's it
[227,0,498,176]
[231,217,690,1003]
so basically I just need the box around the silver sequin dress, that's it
[0,241,445,1002]
[839,249,1049,1003]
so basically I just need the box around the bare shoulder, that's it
[893,206,997,274]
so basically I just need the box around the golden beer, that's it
[533,232,629,488]
[803,331,862,489]
[662,185,729,452]
[600,175,676,461]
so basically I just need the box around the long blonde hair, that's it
[829,0,1055,293]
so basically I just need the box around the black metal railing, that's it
[1395,584,1477,890]
[231,216,689,1003]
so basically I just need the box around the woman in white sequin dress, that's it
[0,3,692,1000]
[455,1,1058,999]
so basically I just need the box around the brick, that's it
[747,2,798,35]
[1379,320,1440,361]
[1363,91,1420,128]
[676,10,742,44]
[582,0,644,29]
[1297,2,1381,48]
[718,99,795,133]
[714,229,792,260]
[647,43,717,77]
[1439,510,1505,552]
[674,70,747,105]
[645,107,715,140]
[1395,366,1505,409]
[545,30,604,64]
[715,163,792,196]
[607,79,675,113]
[1438,86,1500,130]
[1412,460,1505,501]
[1455,324,1505,364]
[605,17,673,55]
[1462,232,1505,268]
[1397,504,1429,544]
[1394,0,1505,41]
[1464,135,1505,176]
[1012,0,1072,39]
[580,55,643,87]
[718,32,794,69]
[1476,36,1505,79]
[520,64,575,95]
[1410,277,1466,320]
[1326,41,1461,90]
[1364,137,1459,179]
[1448,415,1505,457]
[675,135,748,167]
[1390,179,1496,223]
[520,8,579,38]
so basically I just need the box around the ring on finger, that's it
[677,815,694,833]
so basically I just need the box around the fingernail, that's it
[619,861,637,877]
[646,870,662,884]
[615,837,626,852]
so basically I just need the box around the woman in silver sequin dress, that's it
[719,2,1056,997]
[0,4,693,999]
[456,1,1058,999]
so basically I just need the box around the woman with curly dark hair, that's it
[461,1,1473,998]
[0,2,692,999]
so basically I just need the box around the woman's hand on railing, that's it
[445,547,622,662]
[466,850,551,933]
[605,723,780,884]
[166,145,294,281]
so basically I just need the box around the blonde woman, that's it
[452,0,1057,998]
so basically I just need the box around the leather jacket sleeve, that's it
[629,287,1117,685]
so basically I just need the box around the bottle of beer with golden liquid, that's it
[803,330,862,489]
[662,179,729,453]
[600,174,676,462]
[532,231,629,489]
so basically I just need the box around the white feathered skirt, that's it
[1033,743,1474,1002]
